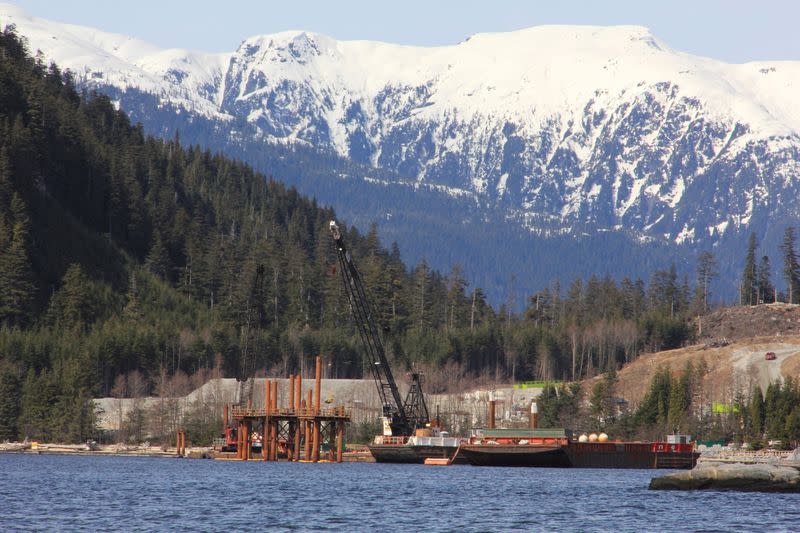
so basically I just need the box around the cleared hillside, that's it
[697,303,800,342]
[614,304,800,405]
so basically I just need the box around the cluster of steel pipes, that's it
[232,356,347,463]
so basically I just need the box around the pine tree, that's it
[0,193,35,326]
[589,369,617,429]
[386,242,408,329]
[667,362,692,432]
[18,369,58,441]
[764,382,784,440]
[0,147,12,210]
[780,227,800,304]
[537,385,560,427]
[0,369,21,441]
[565,278,585,323]
[757,255,775,304]
[636,366,672,427]
[649,266,679,315]
[122,270,143,321]
[468,287,491,331]
[445,264,468,331]
[785,406,800,446]
[145,232,171,280]
[46,263,100,328]
[361,224,393,329]
[741,233,758,306]
[314,225,346,329]
[409,259,431,331]
[695,251,717,313]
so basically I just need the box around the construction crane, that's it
[329,220,429,437]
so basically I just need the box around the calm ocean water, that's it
[1,454,798,532]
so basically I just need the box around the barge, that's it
[368,432,467,464]
[458,429,698,469]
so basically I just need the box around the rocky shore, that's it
[649,461,800,492]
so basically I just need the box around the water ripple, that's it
[1,455,799,532]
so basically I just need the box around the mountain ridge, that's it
[4,3,800,302]
[6,5,798,135]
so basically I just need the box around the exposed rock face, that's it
[649,462,800,492]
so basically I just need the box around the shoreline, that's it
[0,442,210,458]
[0,442,376,462]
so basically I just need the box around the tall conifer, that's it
[780,227,800,304]
[741,233,758,305]
[0,194,35,326]
[757,255,774,304]
[0,370,21,440]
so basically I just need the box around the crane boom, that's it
[330,220,428,436]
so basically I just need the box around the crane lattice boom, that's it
[329,220,428,436]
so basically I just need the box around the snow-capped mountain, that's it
[4,3,800,298]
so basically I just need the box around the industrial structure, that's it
[330,220,429,437]
[220,355,350,462]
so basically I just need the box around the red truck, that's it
[765,351,777,361]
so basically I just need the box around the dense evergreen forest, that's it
[1,27,794,445]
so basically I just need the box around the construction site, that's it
[11,224,800,466]
[77,220,544,462]
[89,354,543,462]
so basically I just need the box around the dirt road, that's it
[731,344,800,391]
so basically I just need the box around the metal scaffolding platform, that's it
[225,356,351,463]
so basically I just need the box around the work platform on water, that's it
[219,356,351,463]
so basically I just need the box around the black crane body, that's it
[329,220,429,437]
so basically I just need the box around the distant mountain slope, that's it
[5,3,799,300]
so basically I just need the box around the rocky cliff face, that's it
[204,26,800,249]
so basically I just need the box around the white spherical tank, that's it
[598,432,609,442]
[578,434,589,443]
[588,433,598,442]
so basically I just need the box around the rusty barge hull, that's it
[459,442,698,469]
[566,442,697,469]
[458,444,570,467]
[368,444,463,464]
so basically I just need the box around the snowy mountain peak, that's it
[4,3,800,255]
[237,31,335,65]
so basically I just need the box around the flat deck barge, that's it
[458,429,698,469]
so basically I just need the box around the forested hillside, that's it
[0,27,716,443]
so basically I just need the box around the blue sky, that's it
[11,0,800,63]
